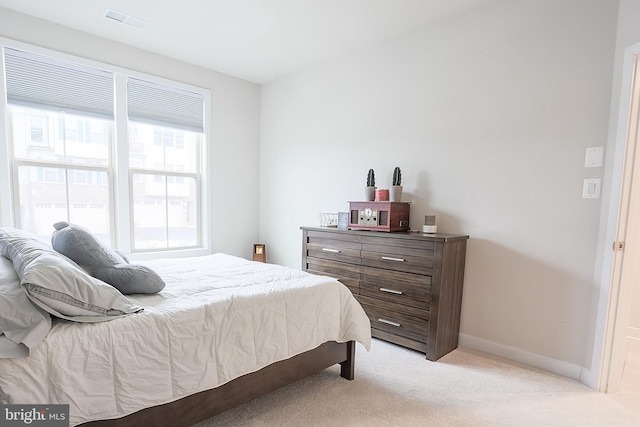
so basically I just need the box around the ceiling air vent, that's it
[104,9,148,30]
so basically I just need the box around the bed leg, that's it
[339,340,355,380]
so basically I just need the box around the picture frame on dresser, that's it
[301,226,468,361]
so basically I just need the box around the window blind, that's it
[3,48,114,120]
[127,78,204,133]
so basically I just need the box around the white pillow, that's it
[0,255,50,357]
[0,227,142,323]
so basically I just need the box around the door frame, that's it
[599,41,640,393]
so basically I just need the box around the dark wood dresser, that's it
[301,227,468,361]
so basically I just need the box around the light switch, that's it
[585,147,604,168]
[583,178,601,199]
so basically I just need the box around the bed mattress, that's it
[0,253,371,425]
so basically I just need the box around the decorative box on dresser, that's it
[301,227,468,361]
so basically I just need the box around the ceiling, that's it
[0,0,493,83]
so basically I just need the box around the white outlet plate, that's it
[585,147,604,168]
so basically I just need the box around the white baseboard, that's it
[458,334,582,381]
[579,365,600,390]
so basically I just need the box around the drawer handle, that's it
[322,248,341,253]
[378,318,401,327]
[381,256,405,262]
[380,287,403,295]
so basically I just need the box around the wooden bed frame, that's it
[80,340,356,427]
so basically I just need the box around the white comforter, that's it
[0,254,371,425]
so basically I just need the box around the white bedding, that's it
[0,227,142,359]
[0,253,371,425]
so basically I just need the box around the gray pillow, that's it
[51,221,165,295]
[0,227,142,325]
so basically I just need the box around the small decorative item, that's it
[365,168,376,201]
[319,213,339,228]
[253,244,266,262]
[390,166,402,202]
[337,212,349,230]
[375,189,389,201]
[422,215,437,233]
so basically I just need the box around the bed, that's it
[0,229,371,426]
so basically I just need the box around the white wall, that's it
[260,0,618,377]
[0,8,261,259]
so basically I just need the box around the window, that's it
[129,122,201,250]
[2,45,209,253]
[8,107,114,242]
[127,78,204,250]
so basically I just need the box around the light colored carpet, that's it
[194,339,640,426]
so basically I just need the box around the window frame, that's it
[0,39,212,259]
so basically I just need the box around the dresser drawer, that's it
[360,272,431,310]
[359,295,429,320]
[306,257,360,294]
[359,297,428,344]
[307,229,360,245]
[361,235,436,256]
[306,231,361,265]
[361,236,434,275]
